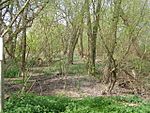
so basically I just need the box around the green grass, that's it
[43,61,87,76]
[4,94,150,113]
[68,63,87,75]
[43,58,103,76]
[4,63,20,78]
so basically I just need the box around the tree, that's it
[1,0,48,81]
[86,0,101,76]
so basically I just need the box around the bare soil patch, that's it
[4,72,150,100]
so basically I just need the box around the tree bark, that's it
[67,1,86,64]
[68,26,79,64]
[21,8,27,81]
[78,29,84,58]
[87,0,101,76]
[107,0,122,93]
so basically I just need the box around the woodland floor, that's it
[4,66,150,100]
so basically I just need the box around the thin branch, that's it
[1,0,30,37]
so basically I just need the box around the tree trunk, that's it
[21,9,27,81]
[68,26,79,64]
[67,1,86,64]
[87,0,101,76]
[78,27,84,58]
[107,0,122,93]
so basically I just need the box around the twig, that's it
[26,80,36,93]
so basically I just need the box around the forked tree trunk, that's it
[68,26,79,64]
[67,1,86,64]
[107,0,122,93]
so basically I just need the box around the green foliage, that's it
[4,94,150,113]
[43,58,87,75]
[68,63,87,75]
[111,95,144,105]
[43,61,65,75]
[5,94,72,113]
[131,58,150,73]
[4,62,20,78]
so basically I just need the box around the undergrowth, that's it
[4,63,20,78]
[4,94,150,113]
